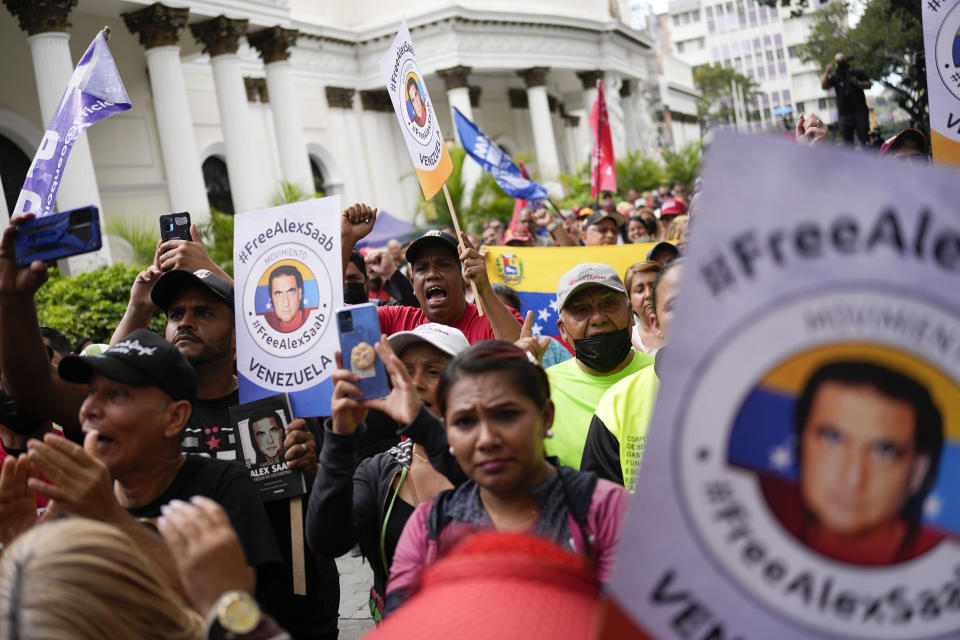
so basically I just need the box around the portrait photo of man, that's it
[406,74,427,127]
[264,264,309,333]
[791,360,944,565]
[245,412,286,465]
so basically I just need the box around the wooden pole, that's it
[442,182,484,317]
[290,496,306,595]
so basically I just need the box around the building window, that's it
[753,37,761,50]
[749,9,757,24]
[309,156,326,195]
[787,45,800,58]
[682,11,691,24]
[783,89,791,102]
[771,91,780,105]
[202,156,234,215]
[692,9,701,20]
[763,107,771,119]
[818,98,828,110]
[757,66,766,79]
[677,41,685,53]
[708,19,716,33]
[763,35,772,47]
[776,49,784,61]
[774,33,783,46]
[768,64,776,77]
[796,100,805,114]
[742,39,751,52]
[722,44,731,57]
[778,62,787,74]
[766,50,774,63]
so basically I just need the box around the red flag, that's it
[589,80,617,199]
[509,161,530,231]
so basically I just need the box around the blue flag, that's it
[453,107,548,200]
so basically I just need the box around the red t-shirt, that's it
[378,303,522,344]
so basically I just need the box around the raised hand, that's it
[341,203,378,247]
[514,310,551,364]
[459,232,490,294]
[362,335,421,425]
[26,431,124,523]
[157,496,256,616]
[0,455,39,545]
[0,215,50,297]
[330,351,369,435]
[283,418,318,484]
[156,224,231,281]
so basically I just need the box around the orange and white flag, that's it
[379,17,452,199]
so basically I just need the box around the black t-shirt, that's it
[182,389,241,461]
[183,389,338,639]
[828,69,868,115]
[127,455,280,570]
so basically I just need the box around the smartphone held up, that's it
[336,302,389,399]
[14,205,102,266]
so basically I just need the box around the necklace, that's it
[412,451,429,464]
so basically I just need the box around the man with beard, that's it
[341,205,523,343]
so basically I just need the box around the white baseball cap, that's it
[387,323,470,359]
[556,263,627,311]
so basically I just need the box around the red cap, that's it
[368,532,600,640]
[659,198,687,218]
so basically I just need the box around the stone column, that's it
[469,86,482,125]
[507,88,533,156]
[437,65,480,195]
[576,70,602,168]
[517,67,561,194]
[244,77,282,194]
[191,16,262,213]
[619,79,640,153]
[324,87,362,204]
[248,27,313,196]
[123,3,209,221]
[4,0,111,271]
[603,71,626,161]
[359,90,398,209]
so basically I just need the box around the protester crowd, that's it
[0,114,933,639]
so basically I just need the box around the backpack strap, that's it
[556,464,598,557]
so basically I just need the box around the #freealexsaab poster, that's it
[234,197,342,417]
[600,132,960,640]
[378,16,453,200]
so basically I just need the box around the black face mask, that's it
[571,327,633,373]
[0,389,48,435]
[344,282,368,305]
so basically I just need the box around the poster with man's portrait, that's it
[228,394,305,502]
[600,132,960,640]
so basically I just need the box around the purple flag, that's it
[15,29,131,217]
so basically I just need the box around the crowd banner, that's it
[599,131,960,639]
[589,80,617,199]
[453,107,548,200]
[15,28,131,217]
[378,17,452,200]
[484,243,656,345]
[923,0,960,166]
[233,196,342,418]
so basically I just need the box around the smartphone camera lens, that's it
[337,311,354,333]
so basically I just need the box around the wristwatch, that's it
[209,591,261,637]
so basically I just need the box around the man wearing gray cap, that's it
[546,263,654,469]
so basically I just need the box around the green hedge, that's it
[35,264,166,344]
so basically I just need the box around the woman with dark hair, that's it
[384,341,627,615]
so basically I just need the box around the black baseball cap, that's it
[151,268,234,311]
[646,241,681,262]
[58,329,197,402]
[405,230,460,265]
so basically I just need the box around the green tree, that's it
[662,141,703,188]
[197,209,235,277]
[106,217,158,266]
[692,64,759,128]
[795,0,926,131]
[36,265,166,343]
[616,150,667,194]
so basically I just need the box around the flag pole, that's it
[593,79,602,208]
[441,182,485,317]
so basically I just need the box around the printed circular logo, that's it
[241,245,334,361]
[935,2,960,101]
[675,289,960,638]
[398,66,434,147]
[495,251,525,286]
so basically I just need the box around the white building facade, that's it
[0,0,700,267]
[658,0,835,132]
